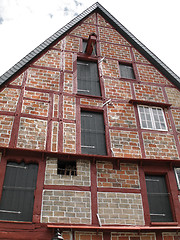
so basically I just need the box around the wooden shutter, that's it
[119,64,135,79]
[77,60,101,96]
[81,111,106,155]
[0,162,38,222]
[145,175,173,222]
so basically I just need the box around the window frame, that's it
[0,154,43,224]
[81,110,107,156]
[145,174,174,223]
[77,59,101,97]
[138,105,167,131]
[0,161,39,222]
[174,168,180,190]
[119,62,135,79]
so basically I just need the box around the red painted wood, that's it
[85,34,97,55]
[58,94,63,152]
[46,93,53,151]
[139,166,151,226]
[0,111,15,116]
[76,97,81,154]
[132,97,146,158]
[21,113,48,121]
[47,224,180,231]
[130,47,141,83]
[31,64,60,72]
[23,97,49,103]
[156,231,162,240]
[9,71,27,148]
[162,87,180,158]
[103,232,111,240]
[129,99,172,108]
[97,187,141,193]
[0,155,7,200]
[33,159,46,223]
[91,160,98,225]
[44,185,90,191]
[104,105,112,156]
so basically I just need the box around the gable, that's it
[0,5,179,160]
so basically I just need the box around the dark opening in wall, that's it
[57,160,77,176]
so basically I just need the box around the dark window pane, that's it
[0,162,38,222]
[77,60,101,96]
[81,111,106,155]
[145,175,173,222]
[119,64,135,79]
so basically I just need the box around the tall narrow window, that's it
[138,106,167,130]
[145,175,173,222]
[77,60,101,96]
[119,63,135,79]
[81,111,106,155]
[0,162,38,222]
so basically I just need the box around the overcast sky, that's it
[0,0,180,78]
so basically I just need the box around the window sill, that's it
[151,222,178,226]
[129,99,171,108]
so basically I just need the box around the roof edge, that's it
[0,2,180,89]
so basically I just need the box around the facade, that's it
[0,2,180,240]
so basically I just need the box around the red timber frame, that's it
[0,11,180,240]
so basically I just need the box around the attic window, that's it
[119,63,135,79]
[83,33,97,55]
[57,160,77,176]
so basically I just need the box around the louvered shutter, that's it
[81,111,106,155]
[0,162,38,222]
[145,175,173,222]
[119,64,135,79]
[77,60,101,96]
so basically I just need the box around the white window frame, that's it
[138,105,167,131]
[174,168,180,189]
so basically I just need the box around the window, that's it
[119,63,135,79]
[174,168,180,189]
[0,162,38,222]
[81,111,106,155]
[138,106,167,130]
[145,175,173,222]
[77,60,101,96]
[82,39,96,55]
[58,160,77,176]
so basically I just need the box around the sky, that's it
[0,0,180,78]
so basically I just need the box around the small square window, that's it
[174,168,180,189]
[57,160,77,176]
[138,106,167,131]
[119,63,135,79]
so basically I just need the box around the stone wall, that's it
[97,192,144,225]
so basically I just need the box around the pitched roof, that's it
[0,2,180,88]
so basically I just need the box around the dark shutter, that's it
[81,111,107,155]
[145,175,173,222]
[77,60,101,96]
[119,64,135,79]
[0,162,38,222]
